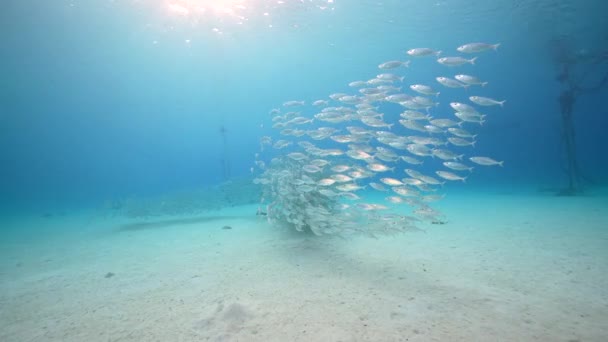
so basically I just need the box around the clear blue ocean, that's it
[1,1,607,341]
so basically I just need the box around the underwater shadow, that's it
[268,231,473,300]
[116,215,252,232]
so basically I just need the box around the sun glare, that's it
[167,3,190,16]
[157,0,335,39]
[167,0,248,18]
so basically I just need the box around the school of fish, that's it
[253,42,505,237]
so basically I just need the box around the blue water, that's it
[1,2,608,341]
[1,0,607,215]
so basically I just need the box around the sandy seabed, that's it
[1,191,607,342]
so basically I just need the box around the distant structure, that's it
[551,39,608,195]
[219,125,231,181]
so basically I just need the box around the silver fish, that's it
[443,161,474,172]
[404,169,424,179]
[448,137,476,147]
[336,183,366,192]
[380,177,403,186]
[400,110,430,121]
[310,159,331,167]
[370,182,388,191]
[430,119,461,128]
[436,171,467,182]
[407,48,441,57]
[386,93,413,103]
[418,175,444,185]
[339,192,361,200]
[287,152,308,161]
[454,112,486,125]
[410,84,440,97]
[346,149,374,161]
[386,196,406,204]
[424,125,444,134]
[469,96,506,107]
[432,148,463,161]
[437,56,477,66]
[319,189,338,197]
[273,140,292,149]
[450,102,479,114]
[367,163,394,172]
[393,186,420,197]
[378,60,410,69]
[399,120,428,133]
[469,156,504,167]
[331,174,353,183]
[436,77,468,88]
[455,74,487,87]
[457,42,500,53]
[283,100,305,107]
[406,144,433,157]
[348,81,368,87]
[448,127,476,138]
[329,93,348,100]
[367,78,392,85]
[317,178,336,186]
[356,203,388,211]
[331,165,351,173]
[302,165,323,173]
[401,156,423,165]
[377,73,404,82]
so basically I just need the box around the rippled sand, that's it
[1,190,607,341]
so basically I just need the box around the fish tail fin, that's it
[493,43,500,51]
[471,140,476,148]
[388,123,394,130]
[435,92,440,97]
[400,76,405,82]
[436,50,442,56]
[499,161,504,167]
[458,154,464,161]
[403,60,411,68]
[461,177,467,183]
[469,57,477,65]
[499,100,506,107]
[468,167,474,172]
[482,82,489,87]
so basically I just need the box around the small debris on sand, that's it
[104,272,115,278]
[222,225,232,230]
